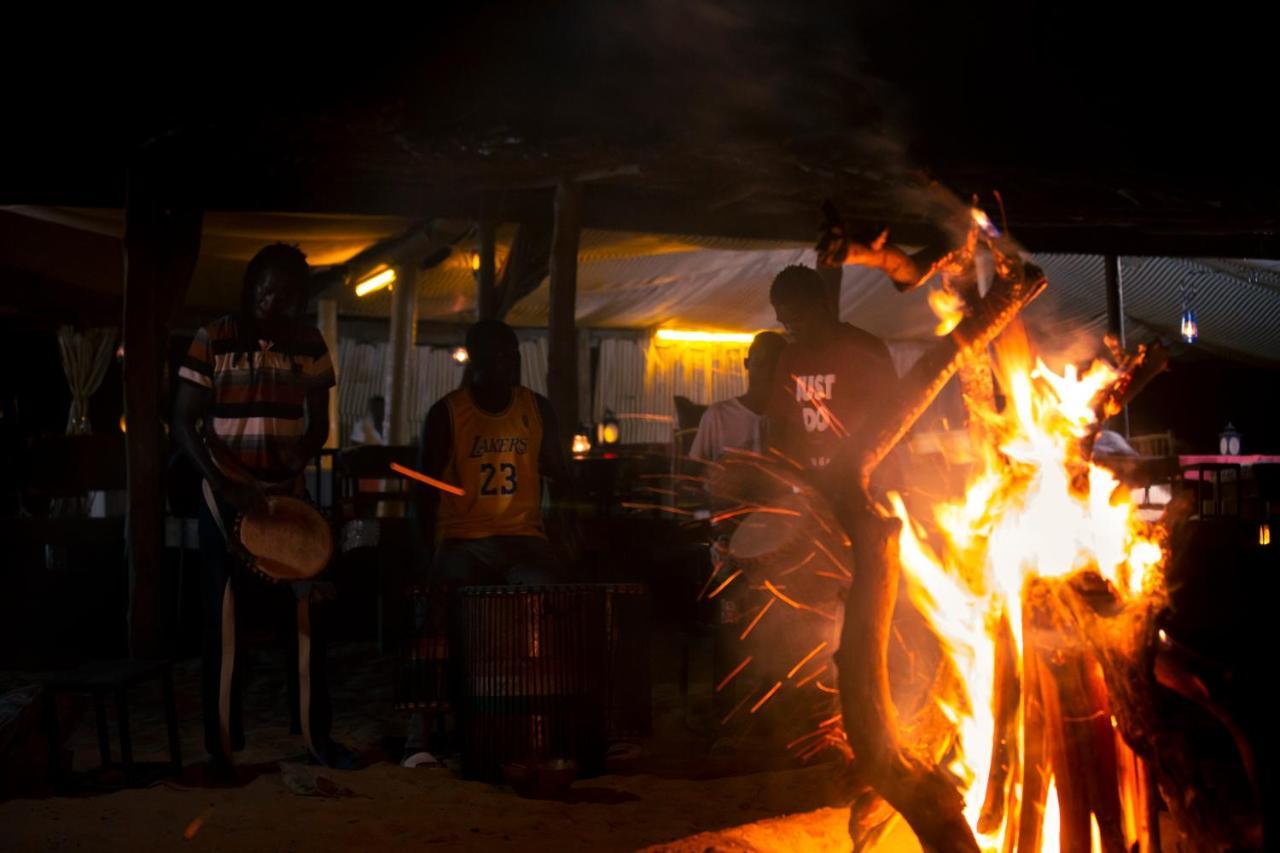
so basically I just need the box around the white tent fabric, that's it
[335,337,548,443]
[592,337,752,444]
[7,206,1280,362]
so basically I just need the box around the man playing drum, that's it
[414,320,573,586]
[174,243,351,777]
[401,320,574,767]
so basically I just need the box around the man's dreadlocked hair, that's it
[237,243,310,376]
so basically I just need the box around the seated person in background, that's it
[689,331,787,463]
[349,394,389,509]
[350,394,387,446]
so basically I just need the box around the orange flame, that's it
[929,288,967,336]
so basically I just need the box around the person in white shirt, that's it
[350,395,387,446]
[689,332,787,462]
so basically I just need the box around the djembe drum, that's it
[233,495,334,582]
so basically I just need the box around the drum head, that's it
[237,496,333,581]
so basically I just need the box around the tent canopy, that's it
[4,206,1280,363]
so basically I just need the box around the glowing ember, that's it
[739,598,776,641]
[716,655,753,693]
[749,681,783,714]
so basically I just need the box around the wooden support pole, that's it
[1104,255,1126,350]
[547,178,582,449]
[317,298,340,449]
[1104,255,1129,436]
[837,506,981,853]
[577,328,593,427]
[122,145,202,660]
[477,218,498,321]
[385,264,418,446]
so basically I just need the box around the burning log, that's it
[1025,578,1127,853]
[1014,623,1050,853]
[837,507,981,853]
[977,612,1020,836]
[1053,574,1262,850]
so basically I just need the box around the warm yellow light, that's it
[118,414,127,434]
[471,253,481,272]
[601,422,620,445]
[355,268,396,297]
[451,346,469,364]
[571,433,592,457]
[655,329,755,344]
[1260,524,1271,546]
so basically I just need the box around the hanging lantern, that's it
[1180,306,1198,343]
[1218,423,1241,456]
[1259,523,1271,547]
[596,409,621,446]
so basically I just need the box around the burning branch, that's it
[829,252,1049,851]
[854,263,1046,486]
[837,508,981,853]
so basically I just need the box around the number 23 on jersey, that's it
[479,462,518,495]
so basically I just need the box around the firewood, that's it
[977,613,1020,835]
[836,507,980,853]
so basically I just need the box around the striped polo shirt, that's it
[178,316,335,482]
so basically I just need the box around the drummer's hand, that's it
[222,478,268,515]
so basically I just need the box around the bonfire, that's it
[695,207,1259,851]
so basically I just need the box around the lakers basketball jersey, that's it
[436,386,545,540]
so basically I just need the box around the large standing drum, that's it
[457,584,649,781]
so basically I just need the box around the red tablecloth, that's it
[1178,455,1280,481]
[1179,454,1280,466]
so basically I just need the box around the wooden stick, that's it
[836,506,980,853]
[1014,596,1050,853]
[977,611,1021,835]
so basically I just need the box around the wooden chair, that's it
[334,445,417,522]
[334,445,417,651]
[42,659,181,789]
[1129,431,1176,458]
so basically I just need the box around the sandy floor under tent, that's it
[2,638,887,852]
